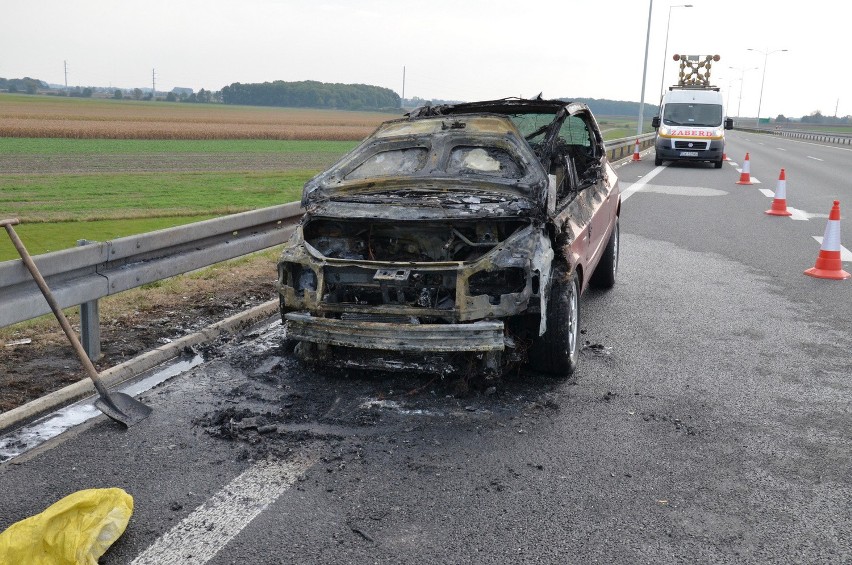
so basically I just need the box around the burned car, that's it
[276,97,620,377]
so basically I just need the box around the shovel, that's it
[1,218,152,426]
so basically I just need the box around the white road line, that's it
[728,161,739,167]
[787,207,812,221]
[759,189,775,198]
[131,457,314,565]
[621,165,666,201]
[735,169,761,184]
[813,237,852,261]
[807,156,824,161]
[777,148,786,151]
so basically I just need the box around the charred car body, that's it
[277,98,620,377]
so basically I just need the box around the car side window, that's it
[557,114,603,192]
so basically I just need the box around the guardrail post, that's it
[77,239,101,361]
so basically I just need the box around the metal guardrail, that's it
[1,202,303,357]
[605,133,656,161]
[1,136,649,358]
[734,126,852,146]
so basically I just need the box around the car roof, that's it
[407,97,590,118]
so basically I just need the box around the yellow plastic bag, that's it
[0,487,133,565]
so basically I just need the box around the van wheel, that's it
[528,268,580,377]
[714,158,723,169]
[654,155,663,166]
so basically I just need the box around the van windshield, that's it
[662,103,722,127]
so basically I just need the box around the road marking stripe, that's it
[787,207,811,221]
[131,457,313,565]
[777,148,786,151]
[621,165,666,201]
[735,169,761,183]
[759,189,775,198]
[807,156,824,161]
[814,237,852,261]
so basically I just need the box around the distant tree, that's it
[113,89,123,99]
[186,92,197,103]
[82,87,94,98]
[801,110,824,124]
[196,88,210,103]
[166,92,177,102]
[775,114,788,123]
[179,92,188,102]
[132,88,143,100]
[8,84,17,93]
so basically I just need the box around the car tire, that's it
[654,155,663,166]
[714,158,723,169]
[590,219,619,289]
[528,268,580,377]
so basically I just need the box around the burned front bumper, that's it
[285,313,504,351]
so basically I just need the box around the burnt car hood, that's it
[305,193,538,223]
[301,114,549,209]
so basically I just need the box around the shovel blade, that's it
[94,392,152,427]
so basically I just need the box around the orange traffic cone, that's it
[723,151,730,161]
[805,200,850,280]
[736,153,753,184]
[766,168,792,216]
[631,139,641,162]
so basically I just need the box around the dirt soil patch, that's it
[0,251,280,414]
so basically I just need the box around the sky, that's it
[2,0,850,119]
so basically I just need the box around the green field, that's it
[0,137,358,155]
[1,171,311,221]
[0,138,363,262]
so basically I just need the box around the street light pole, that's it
[748,47,788,127]
[657,4,693,106]
[637,0,654,136]
[729,65,758,121]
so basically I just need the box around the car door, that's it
[558,112,611,265]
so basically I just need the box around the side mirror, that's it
[651,116,660,129]
[724,118,734,130]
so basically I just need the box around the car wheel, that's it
[714,158,723,169]
[590,219,619,289]
[654,155,663,166]
[528,268,580,377]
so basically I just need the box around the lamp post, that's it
[657,4,693,105]
[637,0,654,136]
[729,65,758,121]
[747,47,788,127]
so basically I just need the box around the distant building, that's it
[171,87,194,96]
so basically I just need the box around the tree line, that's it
[220,80,400,110]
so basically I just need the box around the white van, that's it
[652,87,734,168]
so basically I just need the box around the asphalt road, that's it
[1,133,850,564]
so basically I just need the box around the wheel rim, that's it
[612,223,619,278]
[568,279,578,356]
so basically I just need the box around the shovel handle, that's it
[2,221,110,398]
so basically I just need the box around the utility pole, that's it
[64,60,68,91]
[401,66,406,109]
[152,69,156,99]
[835,98,839,119]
